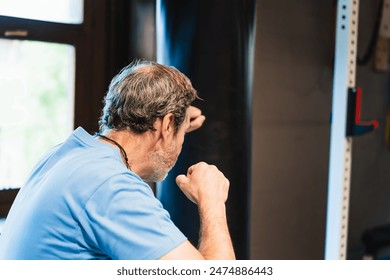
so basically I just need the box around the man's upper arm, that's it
[159,240,205,260]
[81,174,188,259]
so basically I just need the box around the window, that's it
[0,0,83,24]
[0,1,84,190]
[0,0,134,214]
[0,39,75,189]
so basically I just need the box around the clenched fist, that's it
[176,162,229,207]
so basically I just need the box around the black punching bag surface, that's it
[156,0,256,260]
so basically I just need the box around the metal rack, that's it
[325,0,359,260]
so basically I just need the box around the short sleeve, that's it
[77,174,187,259]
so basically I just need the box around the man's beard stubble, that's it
[143,143,178,183]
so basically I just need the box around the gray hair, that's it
[99,60,198,134]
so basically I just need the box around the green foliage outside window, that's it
[0,40,74,188]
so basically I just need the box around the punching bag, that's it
[156,0,256,260]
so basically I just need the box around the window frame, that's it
[0,0,156,218]
[0,0,112,217]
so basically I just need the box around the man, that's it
[0,60,235,260]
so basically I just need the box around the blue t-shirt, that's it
[0,127,186,259]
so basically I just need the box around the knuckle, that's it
[209,164,218,171]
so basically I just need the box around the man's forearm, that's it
[198,203,236,260]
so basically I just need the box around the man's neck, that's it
[98,129,156,177]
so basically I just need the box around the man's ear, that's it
[161,113,175,139]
